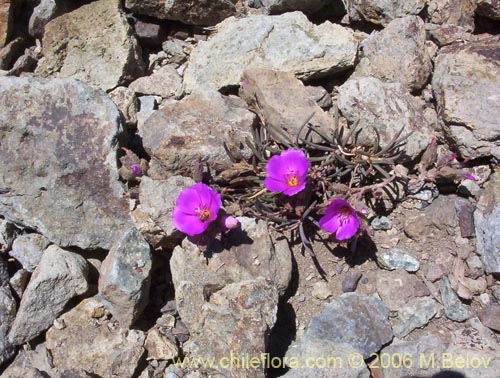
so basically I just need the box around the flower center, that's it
[196,207,211,222]
[286,174,299,187]
[338,207,351,224]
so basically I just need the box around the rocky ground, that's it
[1,0,500,377]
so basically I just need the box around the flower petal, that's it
[264,176,290,193]
[172,209,210,236]
[174,186,203,213]
[265,154,287,180]
[319,212,340,233]
[335,215,360,240]
[325,198,352,215]
[194,183,221,222]
[282,180,307,196]
[281,149,311,176]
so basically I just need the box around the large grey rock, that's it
[28,0,58,38]
[141,89,255,180]
[354,16,432,92]
[129,64,182,98]
[427,0,476,31]
[475,172,500,274]
[440,276,470,322]
[379,335,446,378]
[46,297,145,378]
[337,77,432,161]
[476,0,500,20]
[342,0,425,26]
[302,293,393,358]
[239,68,335,144]
[183,12,358,93]
[432,36,500,160]
[283,338,370,378]
[393,296,438,337]
[98,228,152,329]
[125,0,238,26]
[36,0,144,91]
[8,245,88,345]
[0,286,16,366]
[0,77,134,250]
[9,233,50,272]
[131,176,194,248]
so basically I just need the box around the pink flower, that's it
[130,164,142,177]
[319,199,360,240]
[220,215,239,230]
[172,183,221,236]
[264,149,310,196]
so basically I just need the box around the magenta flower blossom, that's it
[319,199,360,240]
[220,215,239,230]
[172,183,221,236]
[130,164,142,177]
[264,149,310,196]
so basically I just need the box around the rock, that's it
[131,176,194,248]
[424,194,458,232]
[260,0,334,15]
[455,197,476,238]
[427,0,476,31]
[7,53,37,76]
[0,77,134,250]
[474,172,500,274]
[0,36,24,70]
[183,12,358,92]
[0,286,16,366]
[337,77,432,161]
[129,65,182,98]
[161,39,189,66]
[465,255,484,279]
[98,228,151,328]
[1,343,54,376]
[8,245,88,345]
[9,233,50,272]
[440,276,470,322]
[1,367,46,378]
[476,0,500,21]
[393,296,438,337]
[458,179,481,197]
[376,269,429,311]
[379,335,446,378]
[305,85,331,108]
[239,68,335,144]
[0,255,7,286]
[432,35,500,160]
[311,281,332,300]
[342,0,425,26]
[36,0,144,91]
[378,248,420,272]
[425,23,473,47]
[0,0,16,48]
[354,16,432,92]
[133,18,167,47]
[185,279,278,378]
[478,304,500,332]
[145,328,179,361]
[342,270,362,293]
[46,297,145,377]
[8,268,29,298]
[492,284,500,301]
[370,216,392,230]
[283,338,370,378]
[0,218,17,253]
[109,86,138,128]
[28,0,59,38]
[303,293,393,358]
[125,0,238,26]
[426,263,448,282]
[141,89,255,180]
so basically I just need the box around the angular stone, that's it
[370,216,392,230]
[133,18,167,47]
[475,172,500,274]
[425,23,473,47]
[129,64,181,98]
[36,0,144,91]
[479,304,500,332]
[0,0,16,48]
[338,77,432,161]
[29,0,59,38]
[376,269,429,311]
[305,85,331,108]
[141,89,255,180]
[393,296,438,337]
[0,255,8,286]
[0,218,17,253]
[433,35,500,160]
[342,270,362,293]
[0,77,133,250]
[9,233,50,272]
[125,0,238,26]
[455,197,476,238]
[132,176,194,248]
[303,293,393,358]
[145,328,178,361]
[240,68,335,144]
[427,0,476,31]
[380,335,446,378]
[440,277,470,322]
[0,285,16,366]
[378,248,420,272]
[108,86,138,127]
[426,263,448,282]
[98,228,152,329]
[8,268,29,298]
[0,36,24,70]
[7,53,37,76]
[311,281,332,300]
[354,16,432,92]
[342,0,425,26]
[8,245,88,345]
[283,338,370,378]
[46,297,145,378]
[476,0,500,21]
[183,12,357,92]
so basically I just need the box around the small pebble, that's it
[342,270,362,293]
[371,216,393,230]
[311,282,333,300]
[378,248,420,272]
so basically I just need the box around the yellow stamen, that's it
[198,208,211,221]
[287,175,299,187]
